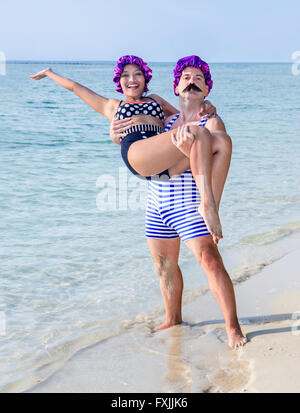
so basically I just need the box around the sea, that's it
[0,61,300,392]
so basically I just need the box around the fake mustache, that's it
[183,83,202,93]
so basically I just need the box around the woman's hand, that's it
[29,67,52,80]
[171,125,195,157]
[199,100,216,119]
[110,117,134,146]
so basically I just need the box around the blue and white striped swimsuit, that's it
[145,114,211,242]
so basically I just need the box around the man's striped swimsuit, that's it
[145,114,211,242]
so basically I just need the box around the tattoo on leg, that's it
[155,254,174,299]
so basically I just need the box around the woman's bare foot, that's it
[226,326,248,349]
[198,202,223,244]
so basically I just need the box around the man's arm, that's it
[205,115,227,133]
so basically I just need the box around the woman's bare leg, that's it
[188,126,223,243]
[210,132,232,210]
[127,128,186,177]
[169,132,232,211]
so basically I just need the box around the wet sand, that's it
[27,246,300,393]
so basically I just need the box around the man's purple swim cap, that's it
[113,55,152,94]
[173,55,213,96]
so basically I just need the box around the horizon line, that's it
[5,59,291,64]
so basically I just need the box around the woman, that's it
[30,55,222,241]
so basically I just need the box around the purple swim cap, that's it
[173,55,213,96]
[113,55,152,94]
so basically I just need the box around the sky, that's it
[1,0,300,62]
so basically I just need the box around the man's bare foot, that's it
[226,326,248,349]
[156,318,182,331]
[198,203,223,244]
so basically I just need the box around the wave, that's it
[233,221,300,246]
[0,320,125,393]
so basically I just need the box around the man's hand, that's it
[171,125,195,157]
[110,117,133,146]
[199,100,216,119]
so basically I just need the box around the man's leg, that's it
[147,237,183,330]
[185,235,247,348]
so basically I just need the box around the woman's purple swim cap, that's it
[113,55,152,94]
[173,55,213,96]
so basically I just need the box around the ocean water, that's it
[0,61,300,392]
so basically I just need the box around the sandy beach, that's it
[232,249,300,393]
[25,233,300,394]
[179,244,300,393]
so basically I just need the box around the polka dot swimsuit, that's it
[115,97,169,180]
[115,98,165,122]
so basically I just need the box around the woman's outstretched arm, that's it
[30,68,119,120]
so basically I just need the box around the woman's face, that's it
[119,64,146,98]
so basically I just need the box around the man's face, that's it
[175,67,208,99]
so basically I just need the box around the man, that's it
[112,56,247,349]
